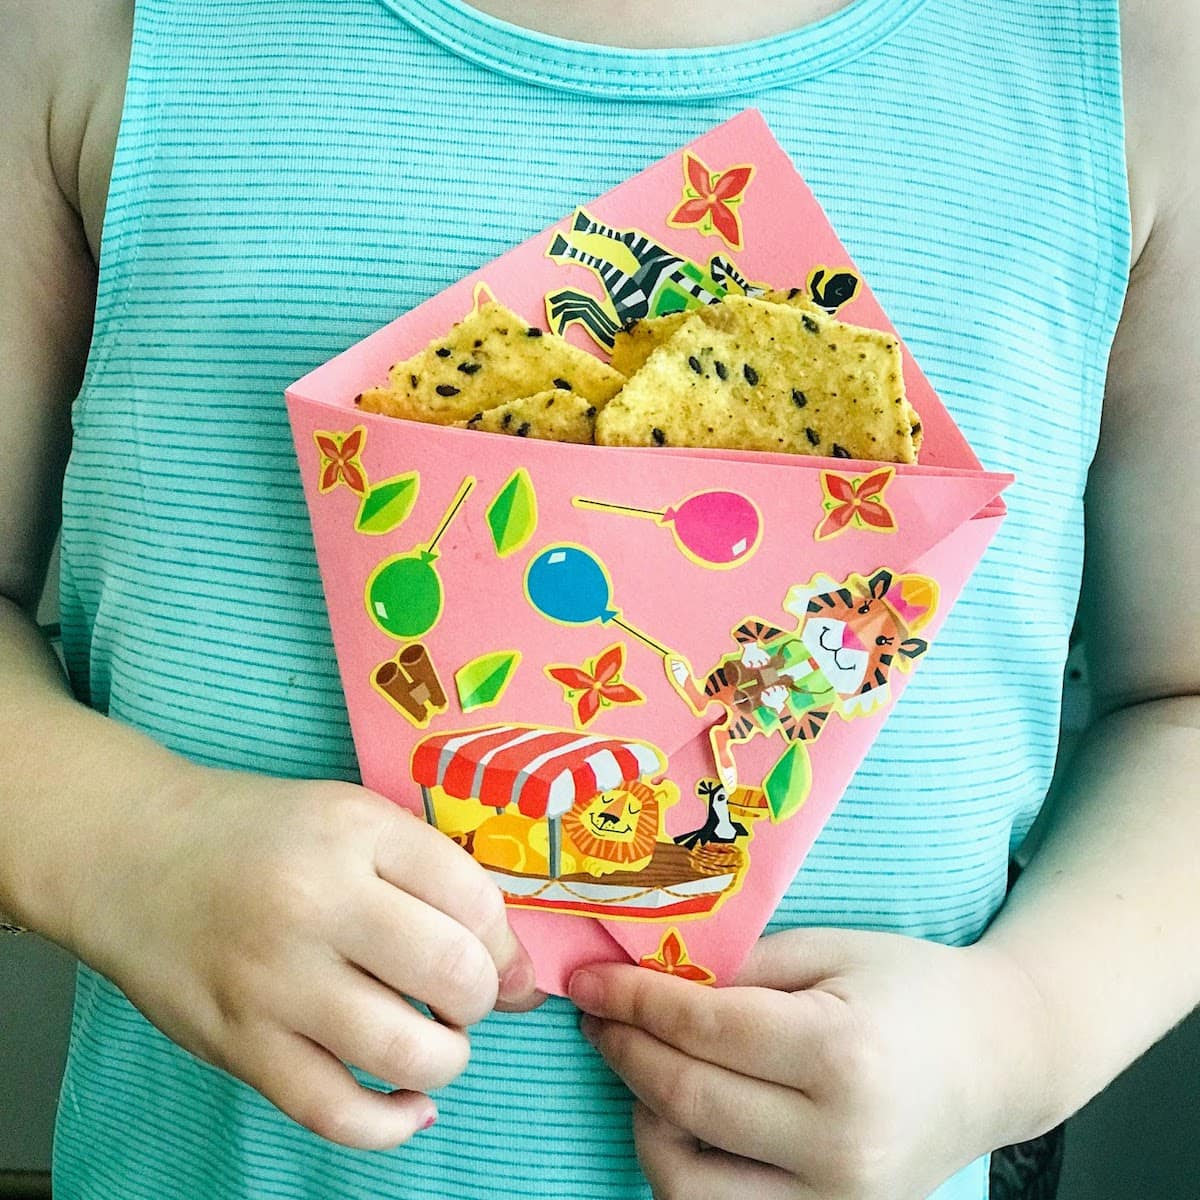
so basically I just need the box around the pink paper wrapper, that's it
[287,110,1011,994]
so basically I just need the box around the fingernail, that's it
[419,1108,438,1132]
[498,957,535,1002]
[568,969,603,1012]
[579,1014,600,1044]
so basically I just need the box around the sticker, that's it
[365,477,475,640]
[666,569,938,795]
[573,488,761,569]
[472,281,499,313]
[314,427,368,496]
[410,724,743,921]
[456,651,521,713]
[674,778,767,848]
[355,471,420,536]
[544,208,765,351]
[524,544,670,656]
[372,644,448,728]
[666,151,755,252]
[486,468,538,558]
[638,928,715,985]
[545,642,644,728]
[815,467,898,542]
[807,264,861,314]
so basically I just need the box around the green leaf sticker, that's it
[762,742,812,823]
[486,468,538,558]
[455,651,522,713]
[355,472,420,535]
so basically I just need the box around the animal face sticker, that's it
[561,782,663,875]
[668,569,939,792]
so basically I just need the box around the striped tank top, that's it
[55,1,1129,1196]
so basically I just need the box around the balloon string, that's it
[426,477,476,553]
[573,498,663,520]
[612,618,671,658]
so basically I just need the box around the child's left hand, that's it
[569,928,1057,1200]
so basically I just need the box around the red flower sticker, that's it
[314,427,368,496]
[815,467,898,541]
[638,928,715,985]
[546,642,644,728]
[667,152,756,251]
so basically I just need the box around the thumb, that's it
[732,925,881,991]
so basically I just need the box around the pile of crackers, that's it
[356,292,922,464]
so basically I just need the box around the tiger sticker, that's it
[667,569,939,792]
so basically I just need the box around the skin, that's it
[1,0,1197,1192]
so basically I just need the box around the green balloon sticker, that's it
[366,551,443,639]
[364,477,475,641]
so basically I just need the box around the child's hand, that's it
[74,766,544,1150]
[569,928,1054,1199]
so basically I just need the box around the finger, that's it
[236,1024,437,1151]
[582,1015,817,1173]
[570,963,832,1088]
[336,875,502,1026]
[733,926,878,991]
[633,1103,813,1200]
[373,806,536,1004]
[294,962,470,1093]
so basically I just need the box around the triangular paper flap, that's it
[289,109,976,472]
[509,907,629,997]
[594,512,1007,986]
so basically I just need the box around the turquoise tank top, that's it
[55,1,1129,1196]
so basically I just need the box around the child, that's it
[1,1,1197,1197]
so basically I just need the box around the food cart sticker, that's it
[455,651,522,713]
[314,427,368,496]
[638,928,715,985]
[545,642,644,729]
[815,468,899,542]
[486,468,538,558]
[363,477,475,640]
[286,109,1014,993]
[371,644,448,728]
[572,488,762,570]
[355,471,420,536]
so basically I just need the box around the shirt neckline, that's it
[375,0,930,99]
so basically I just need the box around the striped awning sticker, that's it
[411,726,665,819]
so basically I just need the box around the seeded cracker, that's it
[356,301,625,423]
[595,296,919,463]
[452,389,596,444]
[609,288,825,378]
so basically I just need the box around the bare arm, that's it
[0,0,112,934]
[0,0,540,1148]
[980,0,1200,1132]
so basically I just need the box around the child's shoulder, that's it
[2,0,130,257]
[1121,0,1200,263]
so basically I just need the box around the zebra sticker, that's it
[544,207,765,351]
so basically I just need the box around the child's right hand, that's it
[73,763,543,1149]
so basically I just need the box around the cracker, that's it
[452,389,596,444]
[609,288,824,377]
[609,311,695,377]
[595,296,919,463]
[356,302,624,424]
